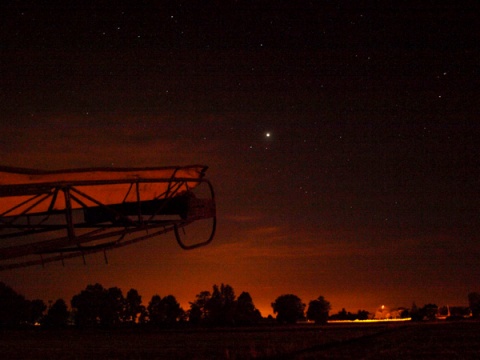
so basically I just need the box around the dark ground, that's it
[1,321,479,359]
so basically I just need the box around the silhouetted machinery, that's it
[0,165,216,270]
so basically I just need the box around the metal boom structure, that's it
[0,165,216,270]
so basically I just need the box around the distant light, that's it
[265,132,271,138]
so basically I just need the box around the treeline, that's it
[0,282,332,328]
[1,282,479,328]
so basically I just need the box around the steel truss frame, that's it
[0,174,216,270]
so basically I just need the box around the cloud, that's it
[187,225,472,265]
[247,226,282,236]
[223,214,259,223]
[187,226,361,261]
[0,113,229,169]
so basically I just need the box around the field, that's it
[1,321,479,359]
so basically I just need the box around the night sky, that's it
[1,1,479,316]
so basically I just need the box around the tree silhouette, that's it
[124,288,144,324]
[101,287,125,326]
[329,308,370,321]
[28,299,47,325]
[147,295,163,325]
[206,284,236,326]
[188,290,211,324]
[71,283,103,326]
[468,292,480,318]
[189,284,263,326]
[272,294,305,324]
[410,303,438,321]
[147,294,184,327]
[410,302,421,321]
[330,308,349,321]
[187,303,203,325]
[43,299,69,327]
[0,282,30,327]
[306,296,331,324]
[357,309,370,320]
[161,295,185,325]
[71,283,125,327]
[235,291,262,325]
